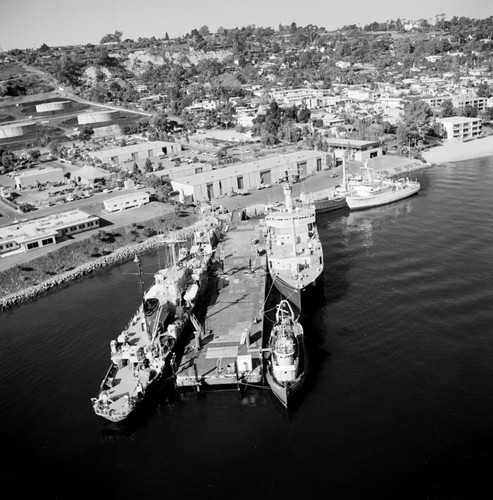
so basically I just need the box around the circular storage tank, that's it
[77,110,119,125]
[0,121,37,139]
[36,101,73,113]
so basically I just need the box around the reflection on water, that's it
[342,198,417,251]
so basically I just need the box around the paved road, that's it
[212,166,344,213]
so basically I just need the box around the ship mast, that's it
[134,254,151,341]
[342,156,347,192]
[281,155,297,257]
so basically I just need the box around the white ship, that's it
[265,183,323,312]
[346,165,420,211]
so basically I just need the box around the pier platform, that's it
[176,214,267,390]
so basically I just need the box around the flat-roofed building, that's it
[14,166,65,189]
[422,95,453,109]
[0,209,100,256]
[452,95,489,112]
[89,141,182,165]
[325,139,382,162]
[103,191,150,212]
[435,116,483,141]
[170,150,326,203]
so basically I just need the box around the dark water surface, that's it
[2,158,493,499]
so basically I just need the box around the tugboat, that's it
[91,233,214,423]
[265,299,307,408]
[265,182,324,312]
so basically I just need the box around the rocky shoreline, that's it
[0,216,222,312]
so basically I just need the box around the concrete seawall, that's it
[0,217,222,312]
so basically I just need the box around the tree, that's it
[463,105,478,118]
[28,149,41,162]
[401,100,432,137]
[78,125,94,141]
[144,158,153,173]
[297,107,311,123]
[100,30,123,44]
[440,100,456,118]
[477,82,490,98]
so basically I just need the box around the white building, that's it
[326,139,382,162]
[435,116,483,141]
[103,191,150,212]
[0,209,100,255]
[452,95,489,113]
[14,166,65,189]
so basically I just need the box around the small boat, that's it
[265,299,307,408]
[345,164,420,211]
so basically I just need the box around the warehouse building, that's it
[14,166,65,189]
[170,150,326,203]
[89,141,182,165]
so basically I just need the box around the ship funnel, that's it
[283,183,293,212]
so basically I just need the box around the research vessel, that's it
[265,299,306,408]
[91,230,215,423]
[265,183,323,312]
[346,165,420,211]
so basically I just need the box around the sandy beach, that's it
[422,135,493,164]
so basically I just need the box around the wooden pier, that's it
[176,214,267,390]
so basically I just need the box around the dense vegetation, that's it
[2,16,493,151]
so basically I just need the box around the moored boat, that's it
[299,157,350,214]
[265,299,306,408]
[91,230,215,423]
[265,183,324,312]
[346,165,420,211]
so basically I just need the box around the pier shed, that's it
[171,150,326,202]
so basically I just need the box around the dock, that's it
[175,213,267,390]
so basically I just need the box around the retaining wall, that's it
[0,216,224,312]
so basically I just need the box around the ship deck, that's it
[176,213,267,389]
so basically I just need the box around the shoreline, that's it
[422,135,493,165]
[0,216,223,312]
[1,143,489,312]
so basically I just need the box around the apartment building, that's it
[435,116,483,141]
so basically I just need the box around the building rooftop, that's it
[14,166,62,179]
[437,116,482,124]
[89,141,178,160]
[326,138,381,149]
[171,150,324,187]
[0,209,99,244]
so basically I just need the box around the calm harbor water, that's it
[1,157,493,499]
